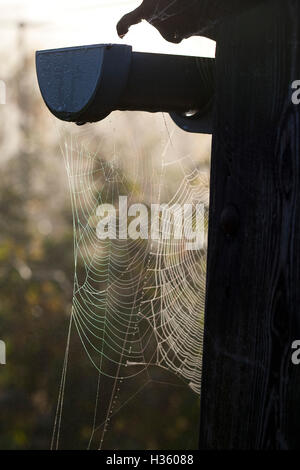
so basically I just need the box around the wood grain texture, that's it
[200,0,300,449]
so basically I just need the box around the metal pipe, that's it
[36,44,214,128]
[118,51,214,113]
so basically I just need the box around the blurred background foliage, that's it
[0,16,211,449]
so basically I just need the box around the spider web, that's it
[51,112,210,450]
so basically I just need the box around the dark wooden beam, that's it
[200,0,300,449]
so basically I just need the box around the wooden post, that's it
[200,0,300,449]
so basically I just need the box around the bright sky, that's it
[0,0,215,57]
